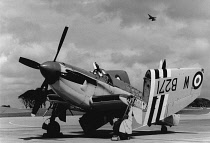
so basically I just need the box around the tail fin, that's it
[142,67,204,126]
[159,59,166,69]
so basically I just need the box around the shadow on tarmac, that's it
[19,129,196,141]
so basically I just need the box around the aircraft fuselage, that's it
[45,62,142,111]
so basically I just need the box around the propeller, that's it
[19,26,68,116]
[54,26,68,62]
[19,57,40,69]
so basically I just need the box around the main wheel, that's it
[47,121,60,136]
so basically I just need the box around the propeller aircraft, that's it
[19,26,204,140]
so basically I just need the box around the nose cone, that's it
[40,61,61,84]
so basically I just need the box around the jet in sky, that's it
[148,14,156,21]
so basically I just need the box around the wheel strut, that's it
[42,103,62,137]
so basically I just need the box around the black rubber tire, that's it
[161,125,167,133]
[47,121,60,136]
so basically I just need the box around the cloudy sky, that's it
[0,0,210,108]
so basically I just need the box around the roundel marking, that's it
[192,71,203,89]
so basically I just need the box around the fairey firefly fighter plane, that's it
[19,27,204,140]
[148,14,156,21]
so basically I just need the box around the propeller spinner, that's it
[19,26,68,115]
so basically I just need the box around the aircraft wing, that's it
[47,94,85,119]
[90,94,129,111]
[47,94,68,104]
[91,93,146,128]
[48,94,84,111]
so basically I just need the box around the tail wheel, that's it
[161,125,167,133]
[47,121,60,135]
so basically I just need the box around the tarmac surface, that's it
[0,108,210,143]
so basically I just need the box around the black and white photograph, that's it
[0,0,210,142]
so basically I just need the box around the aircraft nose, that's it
[40,61,61,84]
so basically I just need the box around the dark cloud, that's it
[176,21,210,40]
[44,0,81,15]
[100,0,160,27]
[186,43,210,63]
[111,45,172,67]
[1,18,41,44]
[43,0,100,17]
[98,0,210,27]
[164,0,210,21]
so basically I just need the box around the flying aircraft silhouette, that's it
[148,14,156,21]
[19,26,204,140]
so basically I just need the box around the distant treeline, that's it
[1,105,10,108]
[188,98,210,107]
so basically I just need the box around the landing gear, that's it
[111,98,134,141]
[112,119,121,141]
[111,135,121,141]
[111,119,131,141]
[111,133,130,141]
[47,121,60,135]
[42,120,62,137]
[42,103,63,137]
[161,125,168,133]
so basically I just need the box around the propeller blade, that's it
[19,57,40,69]
[53,26,69,61]
[41,79,48,90]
